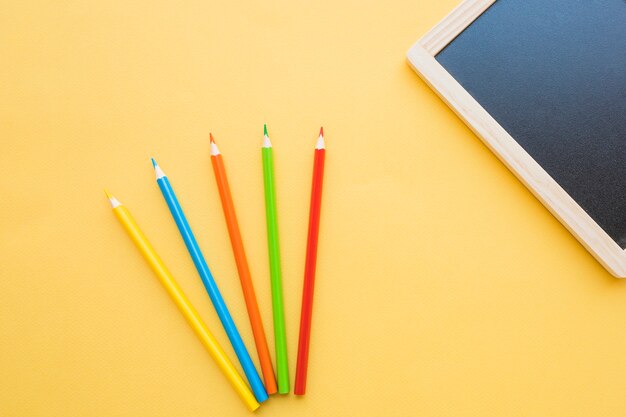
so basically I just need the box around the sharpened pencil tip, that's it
[264,124,268,136]
[316,128,325,149]
[152,159,166,179]
[209,133,215,143]
[105,190,122,208]
[210,136,221,156]
[262,133,272,148]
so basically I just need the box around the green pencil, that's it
[262,124,290,394]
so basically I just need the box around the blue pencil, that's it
[150,158,268,403]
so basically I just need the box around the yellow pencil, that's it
[104,190,259,412]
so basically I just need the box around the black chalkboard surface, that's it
[435,0,626,247]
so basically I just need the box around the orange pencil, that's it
[209,133,278,394]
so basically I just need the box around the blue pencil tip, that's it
[150,157,157,168]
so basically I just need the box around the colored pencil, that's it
[209,134,277,395]
[295,127,326,395]
[261,125,290,394]
[104,191,259,411]
[150,159,268,403]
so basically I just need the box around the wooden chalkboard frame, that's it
[406,0,626,278]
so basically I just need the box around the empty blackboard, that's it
[407,0,626,276]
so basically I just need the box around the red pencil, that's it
[295,127,326,395]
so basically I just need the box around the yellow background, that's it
[2,1,626,416]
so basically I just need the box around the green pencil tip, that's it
[264,124,268,136]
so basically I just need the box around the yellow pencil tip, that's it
[104,189,112,199]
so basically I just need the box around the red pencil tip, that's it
[319,127,324,137]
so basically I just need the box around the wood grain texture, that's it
[407,24,626,277]
[418,0,495,55]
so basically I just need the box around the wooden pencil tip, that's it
[316,128,325,149]
[262,133,272,148]
[210,137,221,156]
[104,190,122,208]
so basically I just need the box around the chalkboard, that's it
[407,0,626,276]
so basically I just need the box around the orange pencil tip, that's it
[209,133,215,143]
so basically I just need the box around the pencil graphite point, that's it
[104,189,112,199]
[150,157,157,168]
[263,124,268,136]
[319,126,324,137]
[209,132,215,143]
